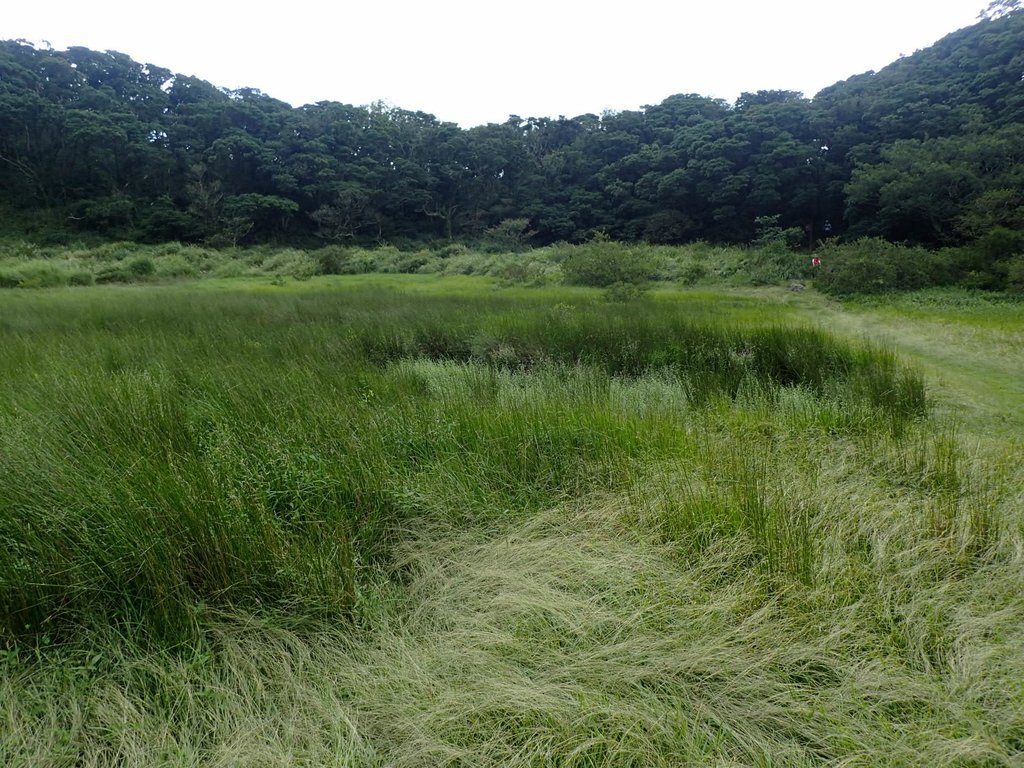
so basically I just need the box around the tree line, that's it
[1,10,1022,250]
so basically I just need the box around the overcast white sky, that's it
[4,1,986,127]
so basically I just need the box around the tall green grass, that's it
[1,281,924,647]
[3,277,1022,765]
[0,237,811,292]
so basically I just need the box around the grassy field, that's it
[813,290,1024,438]
[1,275,1021,766]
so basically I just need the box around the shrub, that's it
[433,242,470,259]
[127,255,156,277]
[153,242,186,257]
[752,215,804,250]
[370,247,434,274]
[183,246,225,274]
[334,249,379,275]
[603,281,649,302]
[396,250,435,274]
[953,228,1024,290]
[95,265,132,283]
[441,253,489,276]
[0,241,44,260]
[0,267,24,288]
[210,260,246,278]
[749,242,809,285]
[261,249,318,280]
[649,247,709,285]
[16,261,67,288]
[814,238,948,297]
[93,255,157,284]
[677,260,708,285]
[1007,256,1024,293]
[975,226,1024,260]
[87,242,139,262]
[495,253,562,286]
[561,236,654,288]
[482,218,536,253]
[154,254,198,279]
[745,216,811,285]
[312,246,350,275]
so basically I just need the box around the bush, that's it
[210,260,246,278]
[561,236,654,288]
[0,267,24,288]
[433,242,470,259]
[261,249,318,279]
[312,246,350,275]
[749,242,809,285]
[127,255,156,277]
[745,216,811,285]
[603,281,649,302]
[370,247,435,274]
[93,255,157,284]
[87,242,139,262]
[1007,256,1024,293]
[677,260,708,285]
[814,238,949,297]
[482,218,535,253]
[395,250,435,274]
[335,249,379,275]
[495,253,562,286]
[16,261,67,288]
[94,265,132,284]
[953,228,1024,290]
[441,253,490,276]
[0,241,44,260]
[154,254,198,279]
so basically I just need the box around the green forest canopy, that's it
[0,10,1022,248]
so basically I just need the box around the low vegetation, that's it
[0,237,774,292]
[1,273,1021,765]
[3,7,1023,763]
[4,234,1021,298]
[814,237,1024,296]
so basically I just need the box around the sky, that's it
[3,0,988,127]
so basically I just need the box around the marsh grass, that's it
[1,277,1021,765]
[4,491,1023,766]
[0,281,927,647]
[0,237,812,294]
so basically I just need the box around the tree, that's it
[845,125,1024,245]
[482,218,535,252]
[222,193,298,242]
[980,0,1022,19]
[2,13,1024,252]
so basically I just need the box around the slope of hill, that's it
[0,12,1021,250]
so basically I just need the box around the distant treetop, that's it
[980,0,1022,20]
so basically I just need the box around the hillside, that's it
[0,12,1022,249]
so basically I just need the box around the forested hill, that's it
[1,10,1022,248]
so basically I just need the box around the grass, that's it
[1,275,1022,766]
[792,287,1024,438]
[0,237,812,293]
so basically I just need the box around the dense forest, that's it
[1,10,1022,250]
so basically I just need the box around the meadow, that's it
[1,267,1022,766]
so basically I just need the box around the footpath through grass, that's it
[789,288,1024,438]
[1,277,1022,767]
